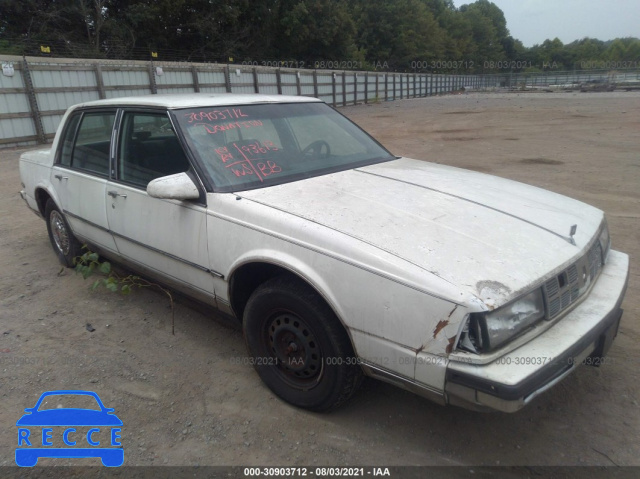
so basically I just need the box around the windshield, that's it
[173,102,394,192]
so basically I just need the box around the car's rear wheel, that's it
[45,199,81,267]
[243,276,363,411]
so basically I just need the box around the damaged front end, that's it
[443,220,628,413]
[458,289,545,354]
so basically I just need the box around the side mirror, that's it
[147,172,200,200]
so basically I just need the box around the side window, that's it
[58,113,81,167]
[118,112,190,188]
[70,112,116,175]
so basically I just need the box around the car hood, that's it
[236,158,604,307]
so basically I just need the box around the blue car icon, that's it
[16,390,123,467]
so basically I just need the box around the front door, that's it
[105,110,214,302]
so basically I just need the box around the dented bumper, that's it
[444,250,629,413]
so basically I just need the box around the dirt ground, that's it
[0,91,639,469]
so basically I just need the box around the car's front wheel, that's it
[243,276,363,411]
[45,199,81,267]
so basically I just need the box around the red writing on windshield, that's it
[185,108,248,123]
[196,120,263,135]
[214,141,282,182]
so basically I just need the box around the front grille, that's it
[543,240,604,320]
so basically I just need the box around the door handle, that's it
[107,190,127,198]
[54,174,69,180]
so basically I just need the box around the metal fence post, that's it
[313,70,318,98]
[296,71,302,96]
[332,73,337,107]
[148,62,158,94]
[21,58,46,144]
[191,65,200,93]
[354,73,358,105]
[276,68,282,95]
[94,63,106,99]
[224,64,232,93]
[342,71,346,107]
[364,72,369,104]
[384,74,388,101]
[393,74,396,100]
[252,67,259,93]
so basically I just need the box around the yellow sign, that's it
[40,46,51,53]
[228,57,234,63]
[151,51,158,58]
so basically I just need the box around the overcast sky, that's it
[451,0,640,47]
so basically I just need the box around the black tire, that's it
[243,276,363,411]
[44,199,81,267]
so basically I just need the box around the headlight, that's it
[459,289,545,353]
[598,220,610,264]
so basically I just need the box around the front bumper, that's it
[445,249,629,413]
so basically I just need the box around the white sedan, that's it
[19,94,629,412]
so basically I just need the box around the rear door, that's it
[51,109,118,252]
[105,109,215,302]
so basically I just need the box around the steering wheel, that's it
[301,140,331,160]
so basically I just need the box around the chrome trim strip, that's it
[64,209,110,233]
[84,246,218,307]
[360,362,445,405]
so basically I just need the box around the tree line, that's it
[1,0,639,72]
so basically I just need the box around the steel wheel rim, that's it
[50,210,70,255]
[267,311,323,388]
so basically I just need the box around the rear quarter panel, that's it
[19,148,57,214]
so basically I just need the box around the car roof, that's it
[73,93,323,110]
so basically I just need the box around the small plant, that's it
[73,246,176,334]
